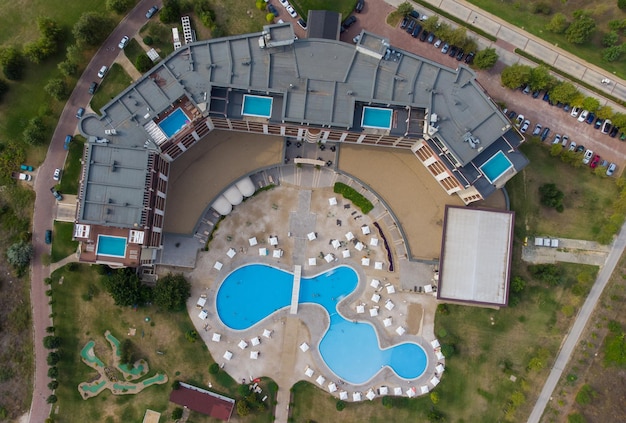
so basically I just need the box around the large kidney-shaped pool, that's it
[216,264,427,385]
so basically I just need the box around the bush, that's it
[43,336,61,349]
[236,400,250,416]
[619,0,626,11]
[143,36,154,45]
[135,54,153,73]
[531,1,551,14]
[209,363,219,374]
[575,384,595,405]
[473,48,498,69]
[185,330,198,342]
[153,273,191,311]
[47,352,60,366]
[0,46,25,80]
[171,407,183,420]
[47,367,59,378]
[539,183,564,211]
[46,395,57,404]
[528,263,563,286]
[66,262,78,271]
[7,241,33,267]
[335,400,345,411]
[333,182,374,214]
[47,380,59,390]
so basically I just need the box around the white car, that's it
[606,163,617,176]
[520,120,530,134]
[570,106,580,118]
[53,168,61,181]
[577,110,589,123]
[582,149,593,165]
[286,5,297,18]
[568,141,576,151]
[118,36,129,49]
[279,0,289,7]
[561,135,569,147]
[97,65,108,78]
[551,134,562,145]
[601,119,612,134]
[515,114,524,127]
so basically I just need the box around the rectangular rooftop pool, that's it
[96,235,127,258]
[158,108,190,138]
[242,95,273,118]
[480,151,513,183]
[362,106,393,130]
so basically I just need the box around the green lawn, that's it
[292,0,358,21]
[90,64,133,114]
[51,222,78,263]
[58,135,85,195]
[139,21,176,59]
[465,0,626,80]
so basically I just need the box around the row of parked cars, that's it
[400,11,474,64]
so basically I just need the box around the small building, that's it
[169,382,235,421]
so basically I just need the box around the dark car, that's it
[411,24,422,38]
[406,19,416,33]
[542,92,550,101]
[427,33,435,43]
[355,0,364,13]
[610,126,619,137]
[341,15,357,33]
[45,230,52,244]
[88,81,98,95]
[585,112,595,124]
[507,110,517,120]
[297,18,307,29]
[575,145,585,153]
[464,52,475,64]
[409,10,421,19]
[145,6,158,19]
[419,30,428,41]
[50,187,63,201]
[400,16,408,29]
[540,127,551,141]
[594,118,603,130]
[455,49,465,61]
[448,46,458,57]
[76,107,85,119]
[268,4,279,17]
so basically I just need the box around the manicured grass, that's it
[291,0,357,22]
[122,38,145,72]
[51,222,78,263]
[139,21,176,59]
[507,141,620,243]
[465,0,626,80]
[199,0,266,36]
[91,64,133,114]
[49,265,274,422]
[334,182,374,214]
[58,135,85,195]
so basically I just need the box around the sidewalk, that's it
[385,0,626,113]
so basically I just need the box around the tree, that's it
[135,53,153,72]
[422,16,440,33]
[106,0,133,13]
[539,183,564,212]
[265,13,274,23]
[43,336,61,349]
[236,400,250,416]
[47,367,59,378]
[546,13,569,34]
[160,0,181,23]
[531,1,551,15]
[529,65,555,91]
[7,241,33,268]
[549,82,579,105]
[73,12,114,46]
[24,17,63,63]
[473,48,498,69]
[397,2,414,17]
[510,276,526,293]
[430,391,440,404]
[448,27,467,48]
[581,96,600,113]
[602,31,620,47]
[0,46,25,80]
[501,64,532,89]
[171,407,183,420]
[336,400,346,411]
[48,380,59,390]
[153,273,191,311]
[256,0,265,11]
[46,395,57,404]
[47,352,60,366]
[596,105,614,120]
[565,10,596,44]
[528,264,563,285]
[612,112,626,129]
[23,116,47,145]
[45,78,69,101]
[603,45,624,62]
[102,268,152,307]
[619,0,626,10]
[0,78,8,102]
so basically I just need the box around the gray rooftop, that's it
[306,10,341,40]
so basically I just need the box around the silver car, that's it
[520,120,530,134]
[606,163,617,176]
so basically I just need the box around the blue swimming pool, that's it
[216,264,427,384]
[362,106,393,129]
[158,108,190,138]
[96,235,127,257]
[242,95,273,118]
[480,150,513,183]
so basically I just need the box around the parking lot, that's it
[335,1,626,174]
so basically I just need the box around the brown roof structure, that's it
[169,382,235,421]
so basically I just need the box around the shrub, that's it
[528,263,563,285]
[46,395,57,404]
[171,380,180,390]
[236,400,250,416]
[531,1,551,14]
[575,384,595,405]
[333,182,374,214]
[47,367,59,378]
[171,407,183,420]
[619,0,626,11]
[48,380,59,390]
[136,54,153,73]
[238,383,250,397]
[66,262,78,271]
[143,36,154,45]
[539,183,564,211]
[47,352,60,366]
[0,78,8,102]
[382,395,393,408]
[43,336,61,349]
[335,400,345,411]
[209,363,219,374]
[185,330,198,343]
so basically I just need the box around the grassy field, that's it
[466,0,626,79]
[49,265,276,423]
[91,64,134,114]
[291,0,358,21]
[51,222,78,263]
[58,135,85,195]
[139,21,177,58]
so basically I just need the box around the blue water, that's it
[216,264,427,384]
[480,150,513,182]
[158,108,190,138]
[362,107,392,129]
[242,95,272,117]
[97,235,127,257]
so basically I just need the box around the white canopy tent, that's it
[385,301,395,311]
[339,391,348,400]
[356,304,365,314]
[396,326,406,335]
[324,253,334,263]
[238,340,248,350]
[212,333,221,342]
[251,336,261,346]
[371,293,381,303]
[345,232,355,241]
[406,387,416,398]
[342,249,350,258]
[370,237,379,246]
[393,387,403,396]
[250,351,259,359]
[386,285,396,294]
[269,236,278,246]
[196,296,207,308]
[226,248,236,258]
[424,284,433,293]
[248,237,258,246]
[361,257,370,266]
[331,239,341,249]
[436,364,445,374]
[259,247,268,256]
[436,350,445,360]
[328,197,337,206]
[355,242,364,251]
[430,376,440,387]
[273,249,283,258]
[431,339,440,349]
[328,382,337,393]
[198,310,208,320]
[352,392,362,402]
[316,375,326,386]
[383,317,392,327]
[300,342,309,352]
[369,307,379,317]
[223,351,233,360]
[370,279,380,289]
[379,386,389,396]
[304,367,314,377]
[374,261,383,270]
[308,257,317,266]
[420,385,429,394]
[361,225,371,235]
[214,261,223,270]
[307,232,316,241]
[263,329,273,339]
[366,389,376,401]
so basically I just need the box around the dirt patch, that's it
[406,303,423,335]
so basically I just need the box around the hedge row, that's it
[333,182,374,214]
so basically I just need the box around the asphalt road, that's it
[27,1,162,422]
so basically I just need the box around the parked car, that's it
[406,19,416,33]
[541,92,549,101]
[279,0,289,6]
[76,107,85,119]
[268,4,279,17]
[563,104,571,112]
[441,43,449,54]
[590,154,601,168]
[507,110,517,120]
[64,135,72,150]
[419,30,428,42]
[532,90,541,99]
[551,134,562,145]
[568,141,577,151]
[532,123,542,136]
[607,163,617,176]
[297,18,307,29]
[464,52,475,64]
[286,5,297,18]
[409,10,421,19]
[448,46,458,57]
[577,110,588,123]
[561,135,569,147]
[355,0,364,13]
[515,114,525,127]
[412,24,422,38]
[520,120,530,133]
[427,33,435,43]
[594,117,603,129]
[145,6,159,19]
[522,85,531,95]
[88,81,98,95]
[20,164,34,171]
[540,127,550,141]
[582,149,593,165]
[400,16,408,29]
[434,39,442,48]
[53,168,61,181]
[585,112,595,124]
[601,119,612,134]
[118,35,129,49]
[575,145,585,153]
[341,15,357,32]
[455,49,464,61]
[609,126,619,138]
[45,230,52,245]
[50,187,63,201]
[570,106,580,118]
[97,65,108,78]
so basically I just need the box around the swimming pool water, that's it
[480,151,513,183]
[362,107,393,129]
[216,264,427,384]
[97,235,127,257]
[242,95,273,118]
[158,108,190,138]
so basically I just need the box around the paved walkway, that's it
[522,238,612,266]
[385,0,626,113]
